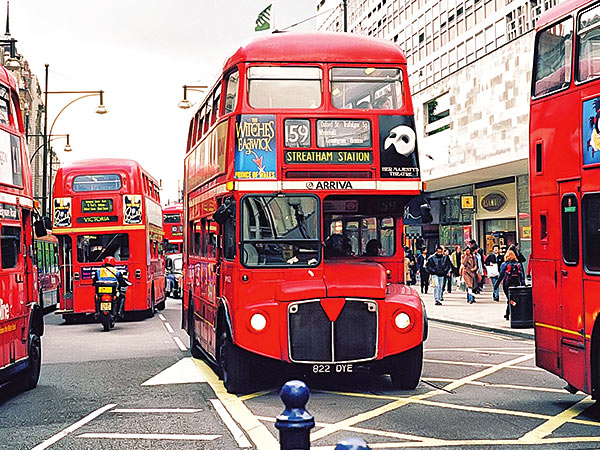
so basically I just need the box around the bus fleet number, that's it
[312,364,353,374]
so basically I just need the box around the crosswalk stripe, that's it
[77,433,221,440]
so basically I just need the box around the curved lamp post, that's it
[29,134,70,162]
[41,63,107,215]
[178,84,207,109]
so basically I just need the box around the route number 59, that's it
[285,119,311,148]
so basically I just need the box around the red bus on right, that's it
[530,0,600,397]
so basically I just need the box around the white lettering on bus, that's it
[0,299,9,321]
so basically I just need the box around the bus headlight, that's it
[250,313,267,332]
[394,312,411,330]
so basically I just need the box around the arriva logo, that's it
[0,298,9,321]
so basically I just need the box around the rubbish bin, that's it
[508,286,533,328]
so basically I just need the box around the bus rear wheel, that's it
[389,343,423,390]
[220,332,254,394]
[16,333,41,391]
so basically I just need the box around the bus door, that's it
[558,180,585,387]
[59,236,73,310]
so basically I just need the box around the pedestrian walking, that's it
[450,245,461,277]
[494,249,525,320]
[472,247,485,294]
[404,246,413,285]
[426,246,452,305]
[486,244,502,302]
[460,246,478,304]
[404,246,417,286]
[442,248,453,293]
[417,248,430,294]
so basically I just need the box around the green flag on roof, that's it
[255,4,272,32]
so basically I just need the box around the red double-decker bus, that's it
[163,203,183,254]
[182,32,428,393]
[0,68,44,390]
[53,158,166,321]
[530,0,600,397]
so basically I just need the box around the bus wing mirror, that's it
[420,204,433,224]
[43,216,53,230]
[213,201,235,225]
[166,258,173,270]
[34,219,47,238]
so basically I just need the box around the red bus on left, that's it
[52,158,166,322]
[0,68,44,390]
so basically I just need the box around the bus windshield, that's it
[241,195,320,267]
[77,233,130,263]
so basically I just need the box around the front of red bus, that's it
[185,32,427,393]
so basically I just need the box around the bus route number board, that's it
[312,363,353,374]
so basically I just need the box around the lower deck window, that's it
[1,226,20,269]
[77,233,130,263]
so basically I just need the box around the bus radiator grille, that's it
[288,300,377,363]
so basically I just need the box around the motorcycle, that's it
[94,277,128,331]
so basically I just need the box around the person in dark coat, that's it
[494,249,525,320]
[417,248,430,294]
[426,246,452,305]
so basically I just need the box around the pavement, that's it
[417,280,535,340]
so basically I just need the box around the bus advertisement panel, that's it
[163,203,183,254]
[0,69,44,390]
[182,32,428,394]
[52,159,166,321]
[530,0,600,398]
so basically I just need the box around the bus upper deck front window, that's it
[247,66,322,109]
[241,195,320,267]
[73,174,122,192]
[577,5,600,82]
[533,18,573,97]
[330,67,403,110]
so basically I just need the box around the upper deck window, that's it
[247,66,322,109]
[73,174,122,192]
[0,85,11,125]
[577,5,600,82]
[224,70,239,114]
[330,67,403,110]
[533,18,573,97]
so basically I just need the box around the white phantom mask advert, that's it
[384,125,416,156]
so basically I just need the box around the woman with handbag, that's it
[486,244,502,302]
[460,246,478,304]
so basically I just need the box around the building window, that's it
[424,92,450,135]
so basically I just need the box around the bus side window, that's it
[540,212,548,242]
[561,194,579,265]
[224,69,239,114]
[577,5,600,82]
[583,194,600,272]
[1,226,21,269]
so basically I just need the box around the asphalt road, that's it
[1,298,599,449]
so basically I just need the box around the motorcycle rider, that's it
[92,256,130,318]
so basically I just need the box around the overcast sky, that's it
[11,0,317,203]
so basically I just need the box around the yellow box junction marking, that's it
[192,359,279,450]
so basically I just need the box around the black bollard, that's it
[335,437,372,450]
[275,380,315,450]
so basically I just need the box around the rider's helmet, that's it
[103,256,116,267]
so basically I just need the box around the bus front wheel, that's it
[16,333,41,391]
[389,343,423,390]
[220,332,253,394]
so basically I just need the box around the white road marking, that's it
[165,322,175,333]
[142,357,206,386]
[173,336,188,351]
[424,358,543,371]
[158,314,166,321]
[211,399,253,448]
[112,408,201,413]
[31,404,116,450]
[77,433,221,441]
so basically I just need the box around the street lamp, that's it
[178,84,207,109]
[41,63,107,216]
[29,134,71,162]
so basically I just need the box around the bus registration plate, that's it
[98,286,112,293]
[312,364,353,374]
[100,302,112,311]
